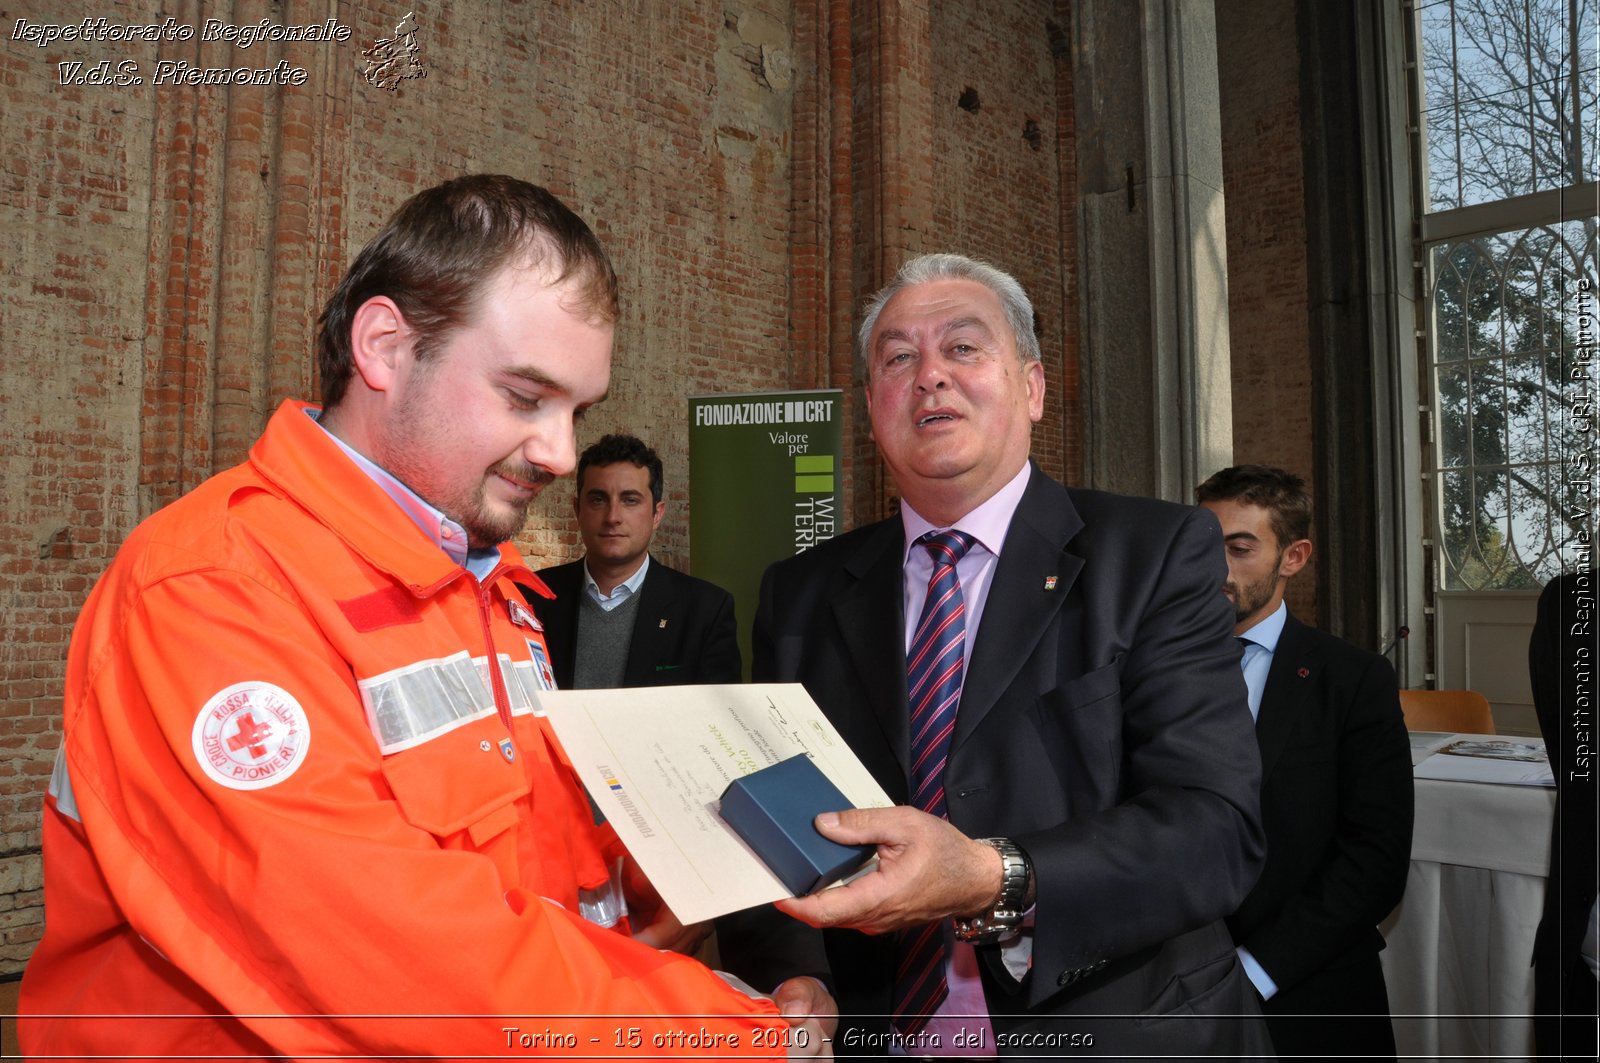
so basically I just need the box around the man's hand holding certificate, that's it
[538,683,891,925]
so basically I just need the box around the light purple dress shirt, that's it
[894,462,1033,1057]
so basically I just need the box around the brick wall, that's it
[929,0,1073,484]
[1216,0,1319,622]
[840,0,1074,518]
[0,2,154,968]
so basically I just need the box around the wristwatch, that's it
[952,837,1032,943]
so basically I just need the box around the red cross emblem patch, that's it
[192,681,311,791]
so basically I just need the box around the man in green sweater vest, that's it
[529,434,743,689]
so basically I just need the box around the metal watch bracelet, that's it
[952,837,1031,943]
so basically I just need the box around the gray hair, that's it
[856,253,1040,378]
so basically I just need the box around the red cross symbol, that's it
[226,712,274,760]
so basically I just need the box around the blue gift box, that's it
[719,753,875,896]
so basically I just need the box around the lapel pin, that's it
[659,618,668,628]
[1043,576,1058,591]
[1297,667,1310,678]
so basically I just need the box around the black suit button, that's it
[1056,962,1104,988]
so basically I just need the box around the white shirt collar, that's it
[1238,600,1289,652]
[583,553,651,606]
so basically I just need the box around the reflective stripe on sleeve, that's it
[578,864,628,929]
[359,650,543,754]
[501,654,548,717]
[48,744,81,822]
[359,650,496,753]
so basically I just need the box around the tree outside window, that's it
[1415,0,1597,590]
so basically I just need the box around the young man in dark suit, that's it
[529,434,741,688]
[1198,464,1414,1060]
[718,254,1271,1057]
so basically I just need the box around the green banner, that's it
[689,390,844,678]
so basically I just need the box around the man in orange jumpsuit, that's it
[20,175,834,1059]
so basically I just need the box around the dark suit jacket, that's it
[719,467,1270,1057]
[1227,611,1412,1057]
[1530,572,1598,1059]
[528,557,741,687]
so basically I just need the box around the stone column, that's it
[1074,0,1232,500]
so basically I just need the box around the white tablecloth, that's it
[1380,760,1556,1062]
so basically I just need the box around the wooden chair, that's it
[1398,689,1495,734]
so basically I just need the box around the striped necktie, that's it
[892,528,977,1036]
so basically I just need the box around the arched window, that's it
[1409,0,1595,723]
[1418,0,1596,589]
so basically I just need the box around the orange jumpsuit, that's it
[20,401,787,1059]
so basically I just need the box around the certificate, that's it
[538,683,892,924]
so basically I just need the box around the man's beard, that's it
[1227,553,1282,626]
[457,458,555,548]
[378,374,555,549]
[380,443,554,549]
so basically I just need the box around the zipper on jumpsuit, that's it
[472,562,522,732]
[467,561,626,925]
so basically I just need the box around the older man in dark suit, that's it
[1198,465,1413,1060]
[719,254,1269,1057]
[529,434,741,689]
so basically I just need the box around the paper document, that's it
[1407,731,1456,766]
[1413,734,1555,786]
[538,683,892,924]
